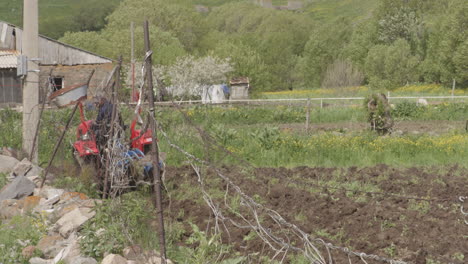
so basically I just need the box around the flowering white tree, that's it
[163,55,233,98]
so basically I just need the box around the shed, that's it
[0,21,113,106]
[229,77,250,100]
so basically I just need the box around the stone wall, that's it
[39,63,114,101]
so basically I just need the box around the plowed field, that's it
[165,165,468,264]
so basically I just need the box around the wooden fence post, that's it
[305,98,310,132]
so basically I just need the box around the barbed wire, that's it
[155,117,408,264]
[459,196,468,225]
[162,103,455,204]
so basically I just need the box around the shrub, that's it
[364,93,393,135]
[321,59,364,89]
[392,100,423,119]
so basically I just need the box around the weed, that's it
[408,200,431,214]
[179,223,231,264]
[452,252,464,261]
[380,220,396,231]
[294,212,307,224]
[243,231,257,242]
[383,243,397,258]
[0,215,47,264]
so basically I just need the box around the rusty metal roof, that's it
[230,77,250,85]
[0,50,18,68]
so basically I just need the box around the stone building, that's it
[230,77,250,100]
[0,21,113,106]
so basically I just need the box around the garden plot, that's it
[164,165,467,264]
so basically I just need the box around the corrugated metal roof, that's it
[0,21,113,65]
[0,50,18,68]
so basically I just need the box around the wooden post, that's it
[30,69,53,161]
[40,102,79,188]
[144,20,167,264]
[103,57,122,199]
[131,21,136,102]
[305,98,310,132]
[452,79,456,99]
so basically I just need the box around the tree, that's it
[420,0,467,87]
[365,39,420,89]
[213,40,270,92]
[297,19,352,88]
[161,55,233,98]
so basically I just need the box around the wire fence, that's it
[150,100,467,264]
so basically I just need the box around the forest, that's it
[2,0,467,92]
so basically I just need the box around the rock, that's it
[72,257,98,264]
[101,254,128,264]
[22,245,36,258]
[37,234,65,257]
[46,188,65,200]
[0,175,35,201]
[56,207,96,237]
[10,158,43,178]
[122,245,143,260]
[0,199,23,219]
[417,98,428,106]
[54,199,97,219]
[29,258,53,264]
[147,256,174,264]
[35,186,65,200]
[54,233,82,263]
[27,175,42,187]
[0,154,19,174]
[59,192,89,203]
[23,196,42,211]
[142,251,173,264]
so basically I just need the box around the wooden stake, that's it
[305,98,310,132]
[29,69,53,161]
[103,57,122,199]
[452,79,456,99]
[144,20,167,264]
[40,102,79,188]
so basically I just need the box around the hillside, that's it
[0,0,121,39]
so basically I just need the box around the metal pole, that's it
[144,20,167,263]
[22,0,40,163]
[40,102,79,188]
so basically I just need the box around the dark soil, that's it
[164,165,468,264]
[279,120,465,135]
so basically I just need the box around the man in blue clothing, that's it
[93,97,114,148]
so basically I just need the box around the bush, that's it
[392,100,423,119]
[364,93,393,134]
[321,59,364,89]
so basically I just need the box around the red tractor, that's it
[72,103,100,166]
[72,102,153,167]
[130,118,153,154]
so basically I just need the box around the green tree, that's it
[297,19,352,88]
[213,40,270,92]
[420,0,467,87]
[105,0,207,52]
[365,39,420,89]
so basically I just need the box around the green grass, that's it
[1,101,467,169]
[304,0,378,23]
[0,0,121,39]
[0,215,47,264]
